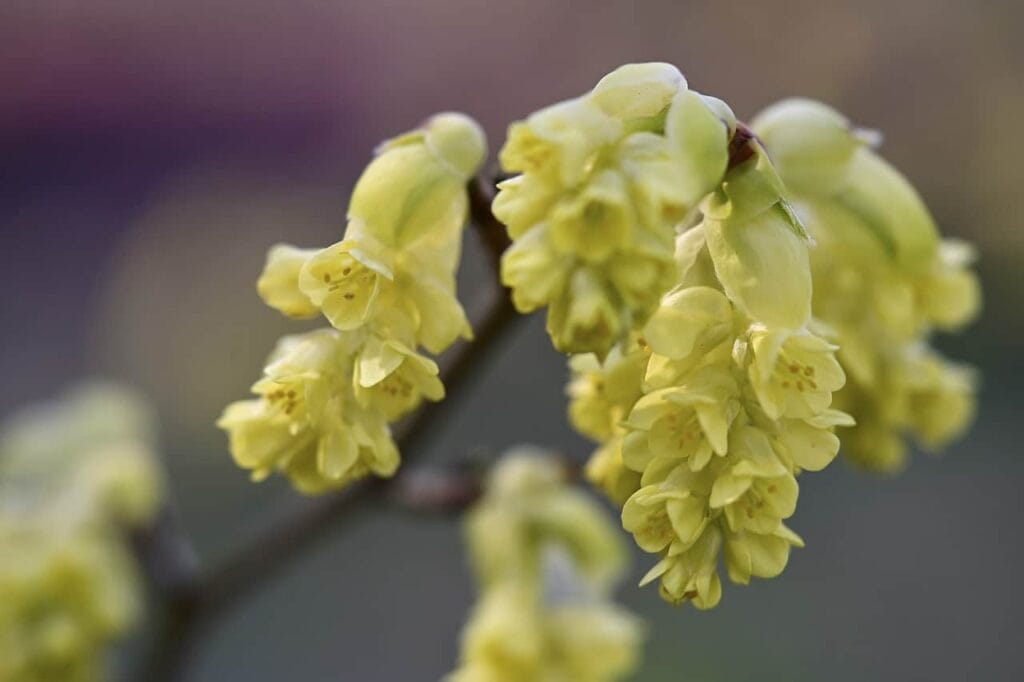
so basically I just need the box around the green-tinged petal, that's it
[704,202,812,330]
[665,89,731,206]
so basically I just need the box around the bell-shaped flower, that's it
[709,426,797,535]
[584,437,642,506]
[771,409,852,473]
[0,519,143,682]
[638,525,723,609]
[298,237,394,333]
[724,524,804,584]
[916,239,982,331]
[217,330,400,494]
[567,346,646,442]
[747,328,845,420]
[549,170,633,263]
[622,463,714,554]
[256,244,320,319]
[546,268,625,356]
[907,353,977,449]
[352,335,444,421]
[641,286,734,362]
[621,365,739,472]
[500,97,621,187]
[495,63,735,355]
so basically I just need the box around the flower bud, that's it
[753,98,939,272]
[751,98,864,195]
[350,113,485,248]
[704,199,812,330]
[665,89,731,205]
[547,268,624,355]
[421,112,487,179]
[589,62,686,120]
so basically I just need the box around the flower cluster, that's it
[448,450,643,682]
[569,141,850,608]
[752,99,980,471]
[219,113,486,493]
[0,384,163,682]
[494,63,736,356]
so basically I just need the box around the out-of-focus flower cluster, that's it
[219,113,486,493]
[448,450,643,682]
[0,384,164,682]
[568,104,850,607]
[495,63,736,356]
[752,99,980,472]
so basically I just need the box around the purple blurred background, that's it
[2,1,1022,680]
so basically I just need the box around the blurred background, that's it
[2,0,1022,680]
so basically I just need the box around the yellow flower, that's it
[709,426,797,535]
[500,98,621,186]
[589,62,686,121]
[753,98,980,471]
[567,346,647,504]
[217,330,401,494]
[566,346,646,443]
[640,285,734,361]
[908,355,976,449]
[298,237,394,333]
[226,113,485,492]
[771,410,852,473]
[724,524,804,585]
[547,268,625,355]
[549,170,632,263]
[621,365,739,472]
[584,437,642,506]
[0,518,142,682]
[496,63,733,355]
[350,112,485,248]
[451,450,643,682]
[746,97,865,195]
[639,524,722,609]
[916,240,982,331]
[352,335,444,421]
[753,98,939,272]
[0,383,162,528]
[746,328,846,420]
[256,244,320,319]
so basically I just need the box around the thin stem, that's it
[132,172,516,681]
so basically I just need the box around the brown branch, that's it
[386,456,584,517]
[132,172,516,682]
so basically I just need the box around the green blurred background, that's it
[2,0,1022,679]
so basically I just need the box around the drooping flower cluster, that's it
[494,63,736,356]
[0,384,163,682]
[219,113,486,493]
[448,450,643,682]
[752,99,980,471]
[569,140,850,608]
